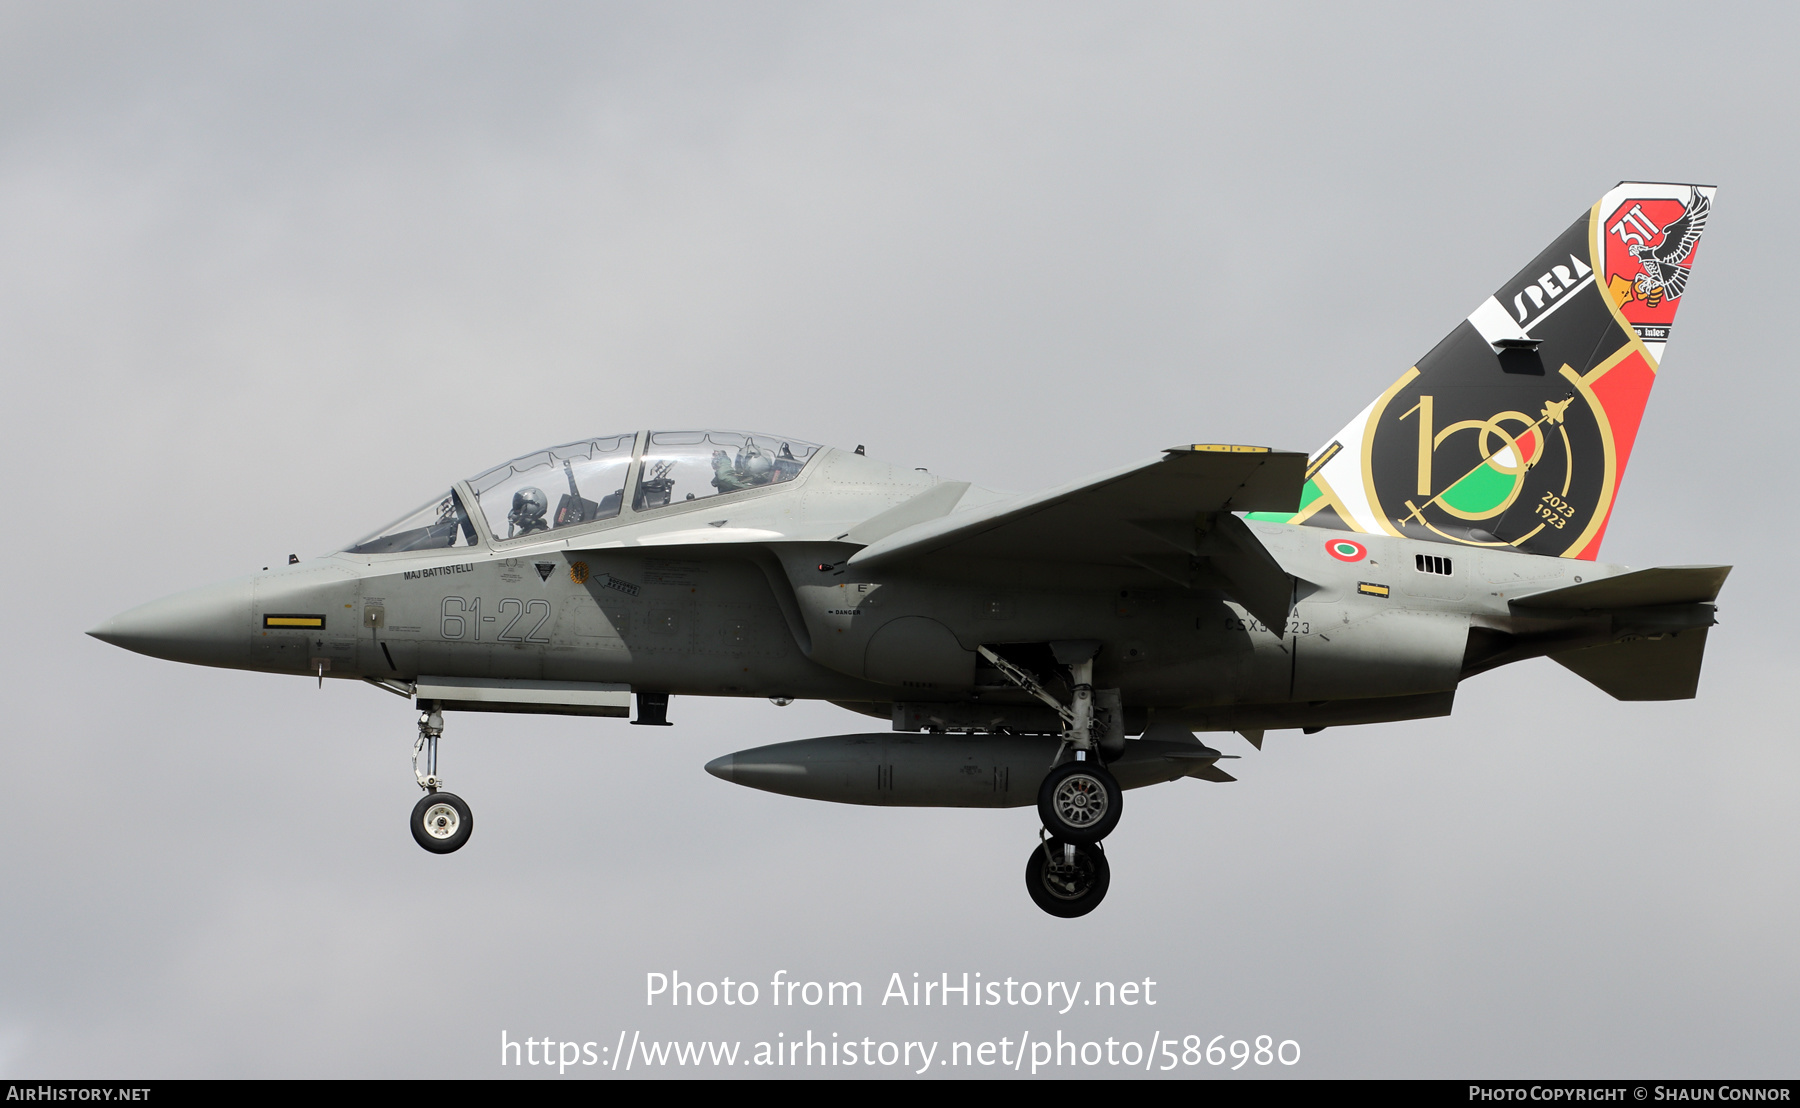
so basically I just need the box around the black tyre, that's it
[411,791,473,854]
[1025,838,1110,918]
[1036,759,1122,843]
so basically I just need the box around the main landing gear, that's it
[411,708,473,854]
[981,642,1124,918]
[1023,751,1120,917]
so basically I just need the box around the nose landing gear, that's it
[411,708,473,854]
[412,791,472,853]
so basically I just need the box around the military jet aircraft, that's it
[90,181,1727,917]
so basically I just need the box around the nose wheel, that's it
[410,707,473,854]
[412,791,473,853]
[1025,835,1110,917]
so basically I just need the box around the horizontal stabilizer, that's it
[1552,628,1711,700]
[1512,565,1731,611]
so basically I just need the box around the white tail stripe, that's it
[1467,296,1532,349]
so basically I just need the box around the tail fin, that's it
[1254,182,1716,560]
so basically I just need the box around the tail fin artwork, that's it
[1253,182,1715,560]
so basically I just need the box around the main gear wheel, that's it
[1037,759,1122,843]
[1025,836,1110,918]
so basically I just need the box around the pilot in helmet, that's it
[737,443,774,485]
[507,487,550,538]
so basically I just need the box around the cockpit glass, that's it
[634,430,821,511]
[346,490,478,554]
[468,434,634,541]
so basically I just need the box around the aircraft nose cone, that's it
[88,577,253,668]
[704,754,736,782]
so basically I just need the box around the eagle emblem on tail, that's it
[1628,188,1710,308]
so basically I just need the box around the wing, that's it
[847,445,1308,628]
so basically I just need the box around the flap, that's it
[1511,565,1732,612]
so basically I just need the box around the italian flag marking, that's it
[1325,539,1367,562]
[1440,429,1540,517]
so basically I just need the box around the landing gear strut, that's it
[411,708,473,854]
[981,641,1122,916]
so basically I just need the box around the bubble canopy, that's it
[345,491,479,555]
[342,431,826,554]
[634,430,820,511]
[468,433,636,541]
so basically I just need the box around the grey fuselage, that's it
[94,444,1632,737]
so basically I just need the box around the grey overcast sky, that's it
[2,0,1795,1079]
